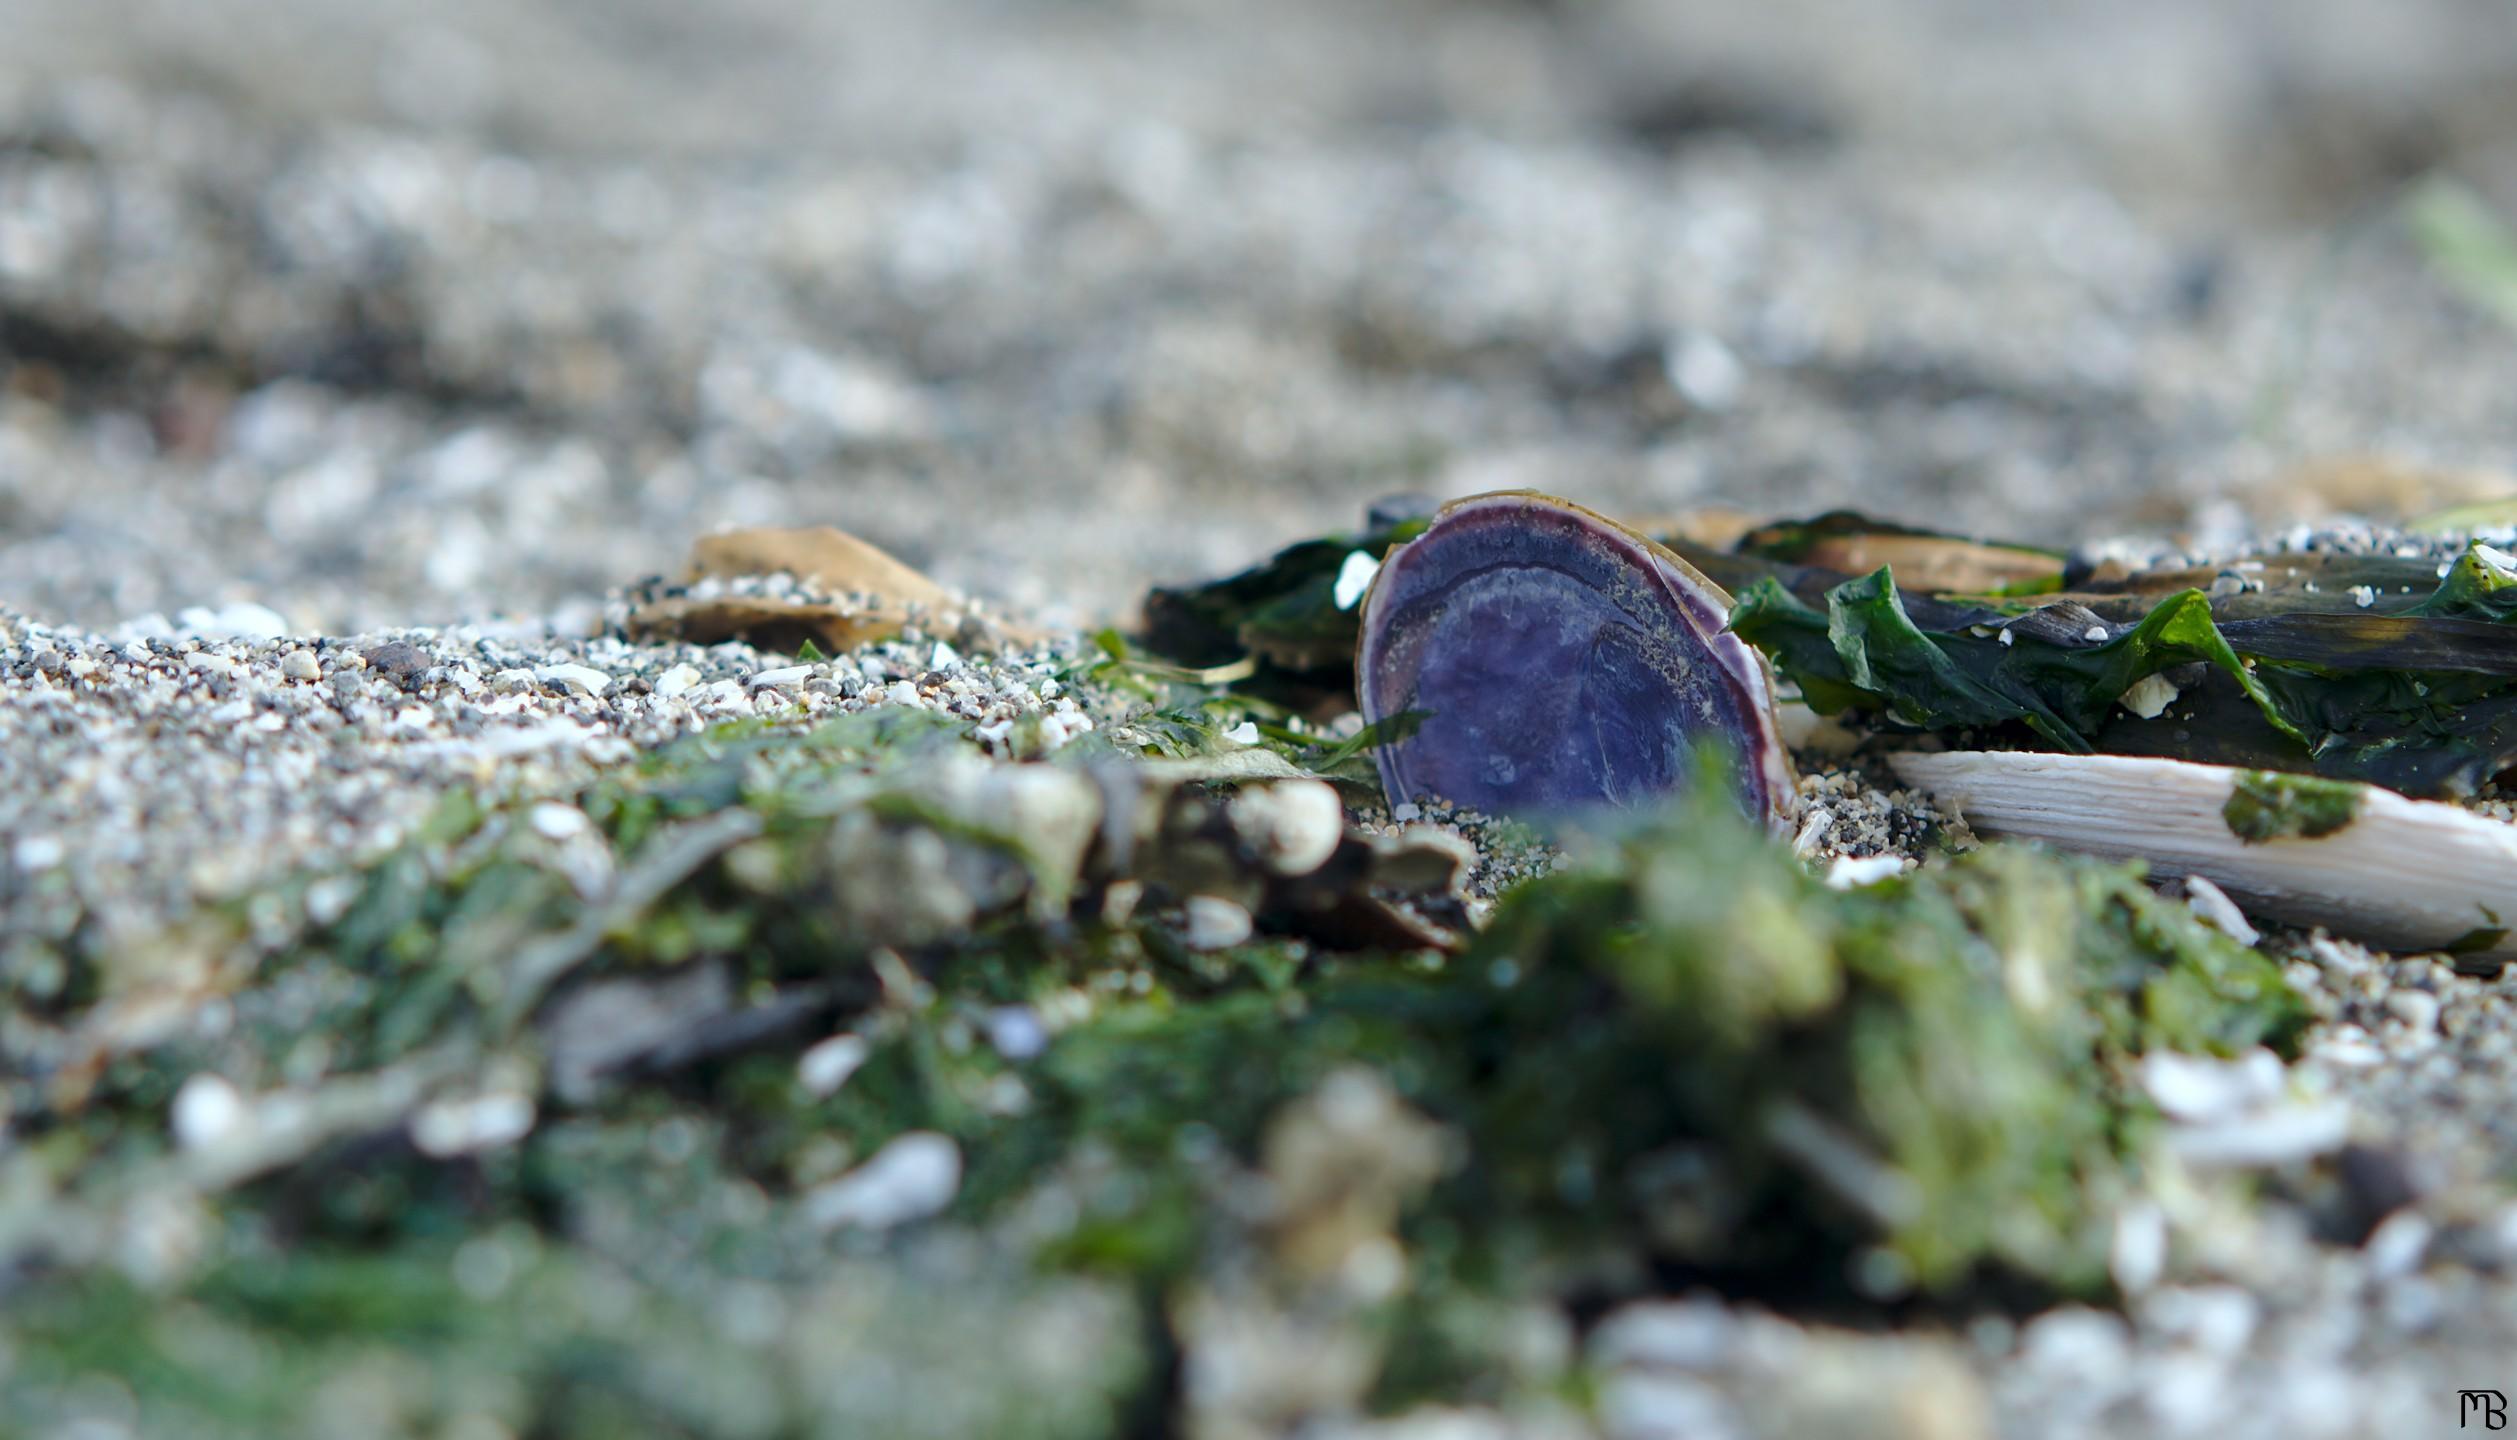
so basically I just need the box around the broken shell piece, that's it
[1733,511,2067,595]
[1356,492,1797,830]
[625,524,1039,655]
[2117,672,2179,720]
[1890,751,2517,959]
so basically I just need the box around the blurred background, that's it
[5,0,2517,635]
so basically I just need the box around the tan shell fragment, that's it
[625,525,1041,654]
[1890,750,2517,960]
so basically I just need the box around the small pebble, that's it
[12,834,65,871]
[411,1092,538,1157]
[170,1073,250,1151]
[798,1034,873,1097]
[803,1131,962,1230]
[363,641,430,690]
[2384,989,2440,1033]
[538,663,612,697]
[1182,895,1255,950]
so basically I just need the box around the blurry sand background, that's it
[4,0,2517,628]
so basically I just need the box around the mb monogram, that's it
[2467,1389,2509,1429]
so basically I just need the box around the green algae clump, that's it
[2222,770,2365,843]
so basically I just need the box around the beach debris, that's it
[1729,510,2066,595]
[1890,751,2517,960]
[1734,535,2517,798]
[803,1131,964,1231]
[1140,505,1432,713]
[1453,781,2305,1293]
[624,524,1032,655]
[1355,492,1796,829]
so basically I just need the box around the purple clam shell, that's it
[1356,492,1797,831]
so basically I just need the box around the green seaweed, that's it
[1728,568,2307,752]
[2222,770,2366,843]
[1138,514,1427,706]
[1729,545,2517,797]
[0,701,2314,1437]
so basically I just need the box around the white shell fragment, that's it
[1332,549,1381,610]
[2117,672,2179,720]
[1823,854,1908,890]
[2182,875,2260,947]
[1890,751,2517,960]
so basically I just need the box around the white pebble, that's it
[171,1073,250,1151]
[184,652,239,676]
[803,1131,962,1230]
[2141,1285,2259,1355]
[1223,720,1260,746]
[798,1034,872,1098]
[2385,989,2441,1033]
[654,663,701,697]
[2019,1306,2130,1381]
[537,663,612,697]
[1229,780,1345,876]
[279,649,322,682]
[12,835,65,871]
[528,802,589,840]
[2350,584,2376,609]
[1598,1373,1739,1440]
[930,640,962,670]
[985,1007,1049,1061]
[2364,1211,2432,1280]
[493,667,539,694]
[411,1092,537,1157]
[1589,1299,1737,1371]
[2141,1048,2284,1122]
[2166,1102,2351,1168]
[1182,895,1254,950]
[884,679,921,708]
[1391,801,1422,823]
[749,664,812,690]
[1824,854,1907,890]
[2310,1025,2386,1068]
[2110,1200,2168,1295]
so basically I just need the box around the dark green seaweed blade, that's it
[1729,540,2517,798]
[1356,492,1795,830]
[1138,511,1428,711]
